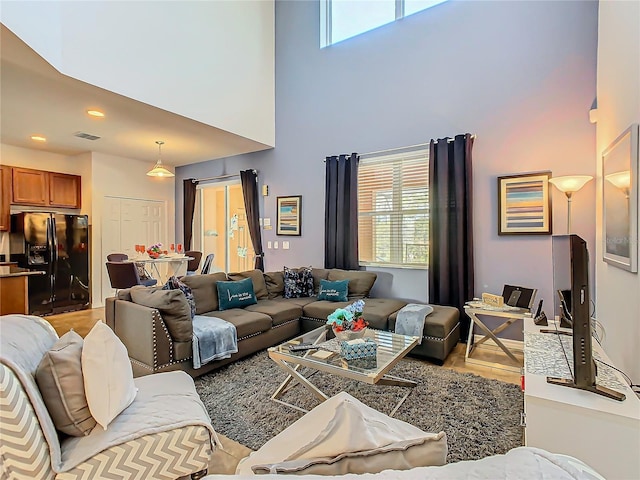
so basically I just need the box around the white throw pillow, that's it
[81,321,137,430]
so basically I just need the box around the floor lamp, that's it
[548,175,593,233]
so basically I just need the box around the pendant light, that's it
[147,140,175,177]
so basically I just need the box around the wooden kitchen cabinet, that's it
[0,165,11,231]
[12,167,48,206]
[10,167,81,209]
[48,172,81,208]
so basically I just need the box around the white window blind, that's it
[358,147,429,269]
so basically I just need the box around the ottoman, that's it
[389,305,460,364]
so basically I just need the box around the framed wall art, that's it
[498,171,552,235]
[602,123,638,273]
[276,195,302,236]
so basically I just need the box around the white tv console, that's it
[523,318,640,479]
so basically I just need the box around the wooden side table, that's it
[464,304,529,372]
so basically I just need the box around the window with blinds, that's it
[358,147,429,269]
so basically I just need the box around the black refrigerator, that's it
[10,212,90,315]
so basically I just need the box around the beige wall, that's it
[0,144,176,308]
[90,152,175,307]
[2,1,275,146]
[595,0,640,381]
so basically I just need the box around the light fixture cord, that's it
[156,141,164,164]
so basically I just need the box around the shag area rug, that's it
[195,351,523,462]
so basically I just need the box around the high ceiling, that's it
[0,26,271,167]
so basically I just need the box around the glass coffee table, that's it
[268,326,420,416]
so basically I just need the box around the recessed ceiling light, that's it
[87,110,105,118]
[31,135,47,142]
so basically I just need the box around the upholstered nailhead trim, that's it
[301,316,325,324]
[151,309,173,369]
[130,358,154,370]
[238,331,263,342]
[300,317,460,344]
[272,318,299,329]
[423,322,460,343]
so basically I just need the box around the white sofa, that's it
[0,315,217,479]
[209,392,603,480]
[205,447,603,479]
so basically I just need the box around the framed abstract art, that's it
[498,172,552,235]
[276,195,302,236]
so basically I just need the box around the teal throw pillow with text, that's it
[217,277,257,310]
[317,279,349,302]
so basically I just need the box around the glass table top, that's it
[269,326,419,379]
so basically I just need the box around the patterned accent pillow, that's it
[283,266,314,298]
[162,276,196,319]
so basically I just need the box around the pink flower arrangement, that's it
[147,243,163,259]
[326,300,367,332]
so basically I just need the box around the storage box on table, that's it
[340,338,377,360]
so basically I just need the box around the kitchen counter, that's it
[0,266,46,278]
[0,267,45,315]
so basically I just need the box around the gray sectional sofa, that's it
[105,267,460,378]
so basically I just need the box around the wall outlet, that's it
[274,241,279,249]
[267,241,272,249]
[283,241,290,250]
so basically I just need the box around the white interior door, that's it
[101,196,166,303]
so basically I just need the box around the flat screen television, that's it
[547,234,625,401]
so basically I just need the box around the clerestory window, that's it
[321,0,448,47]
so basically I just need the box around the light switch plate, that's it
[283,241,290,250]
[267,241,272,249]
[264,218,271,227]
[274,241,279,249]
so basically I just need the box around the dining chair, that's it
[185,251,203,274]
[106,261,157,290]
[201,253,214,275]
[107,253,129,262]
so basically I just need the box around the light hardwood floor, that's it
[45,307,521,386]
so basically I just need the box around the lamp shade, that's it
[605,170,631,191]
[548,175,593,193]
[146,141,175,177]
[147,162,175,177]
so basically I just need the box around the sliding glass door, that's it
[195,182,254,273]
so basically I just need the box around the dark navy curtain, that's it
[240,169,265,271]
[325,153,359,270]
[183,178,198,250]
[429,134,475,341]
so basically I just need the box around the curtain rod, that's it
[326,135,477,160]
[191,169,257,183]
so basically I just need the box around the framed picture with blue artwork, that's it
[498,172,552,235]
[276,195,302,236]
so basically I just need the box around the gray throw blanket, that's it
[395,304,434,345]
[192,315,238,369]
